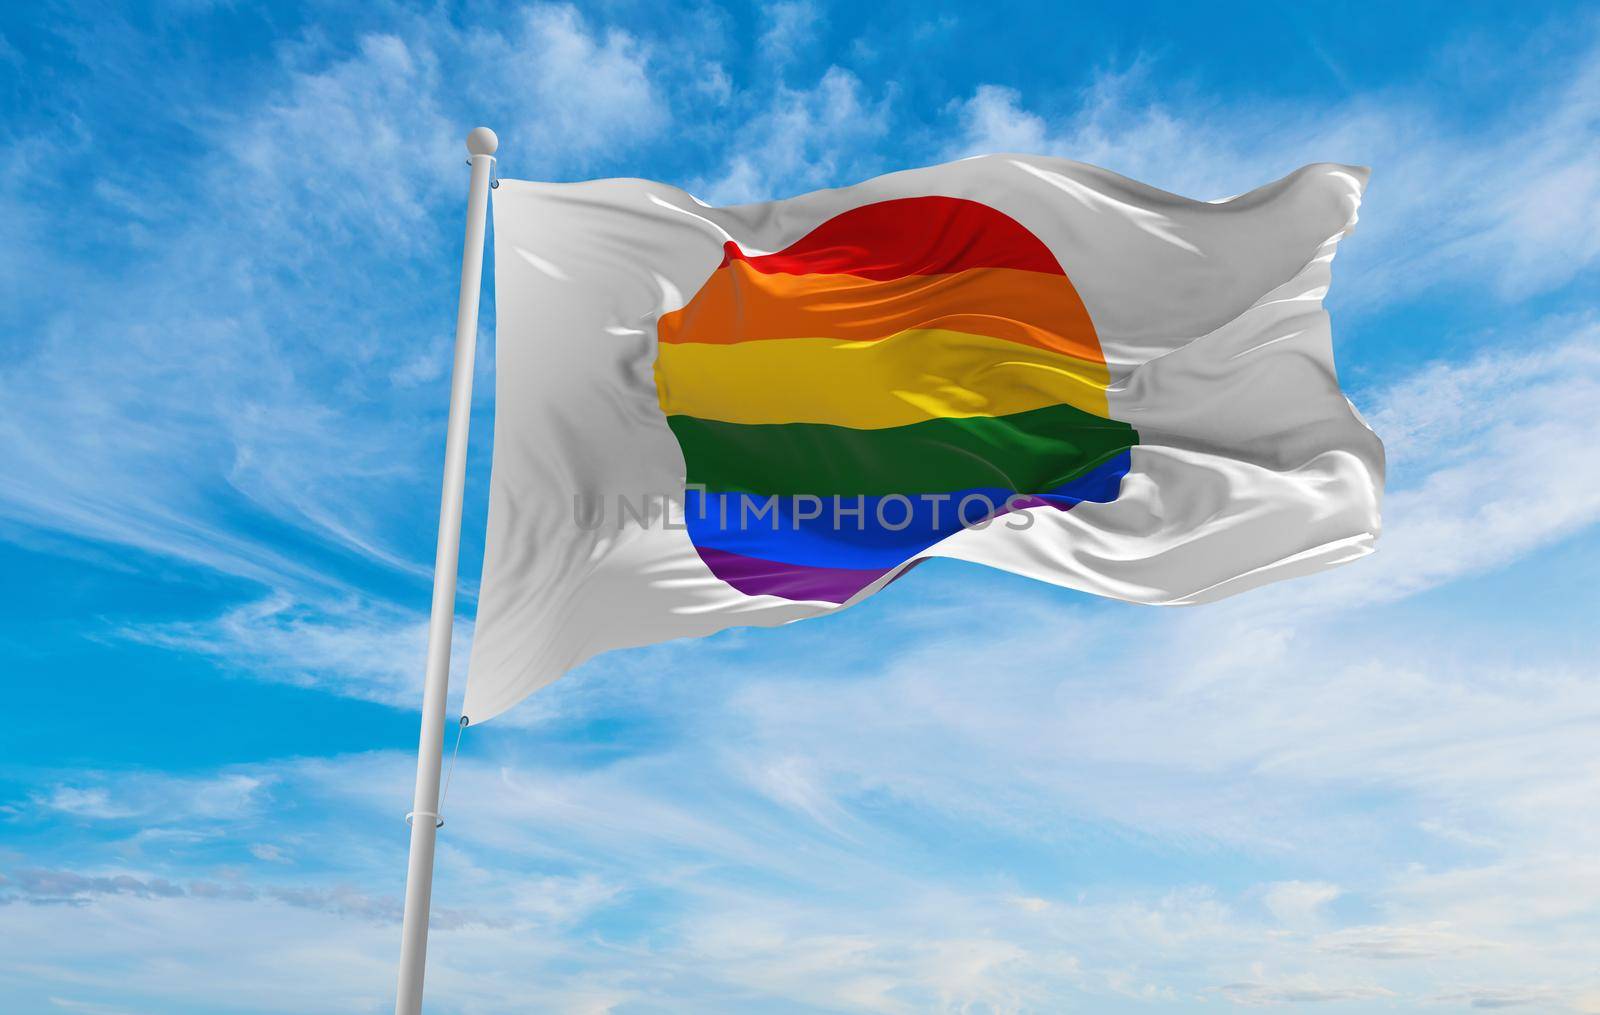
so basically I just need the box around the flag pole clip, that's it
[466,155,499,190]
[405,810,444,829]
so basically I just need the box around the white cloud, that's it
[950,84,1050,154]
[226,32,457,254]
[1432,986,1573,1010]
[1262,881,1341,928]
[46,998,143,1015]
[1212,976,1396,1006]
[1315,923,1487,961]
[0,31,455,593]
[759,1,821,65]
[249,843,291,864]
[4,868,186,904]
[32,787,135,821]
[10,566,1600,1015]
[0,3,675,610]
[696,66,891,204]
[31,772,269,825]
[467,5,666,166]
[0,5,684,726]
[122,592,468,709]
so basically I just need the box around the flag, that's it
[462,156,1383,723]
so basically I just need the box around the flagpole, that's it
[394,125,497,1015]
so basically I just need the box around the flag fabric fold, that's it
[463,156,1383,724]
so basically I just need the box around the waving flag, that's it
[464,156,1383,723]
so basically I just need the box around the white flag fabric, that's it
[463,156,1383,724]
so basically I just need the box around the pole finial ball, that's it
[466,127,499,157]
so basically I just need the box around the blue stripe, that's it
[684,449,1130,570]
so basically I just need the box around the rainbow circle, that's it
[656,196,1138,603]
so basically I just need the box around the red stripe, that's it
[722,196,1065,281]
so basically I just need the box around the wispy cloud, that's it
[759,1,822,66]
[0,4,675,603]
[30,771,269,824]
[695,65,892,204]
[121,592,469,709]
[465,6,667,167]
[1262,880,1341,929]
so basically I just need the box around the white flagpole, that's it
[394,125,497,1015]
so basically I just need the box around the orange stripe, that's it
[659,262,1104,364]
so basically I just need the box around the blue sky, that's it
[2,1,1599,1012]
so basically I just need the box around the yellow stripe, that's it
[655,329,1112,429]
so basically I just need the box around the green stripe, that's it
[669,402,1139,496]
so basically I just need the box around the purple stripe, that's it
[694,488,1098,603]
[694,546,893,604]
